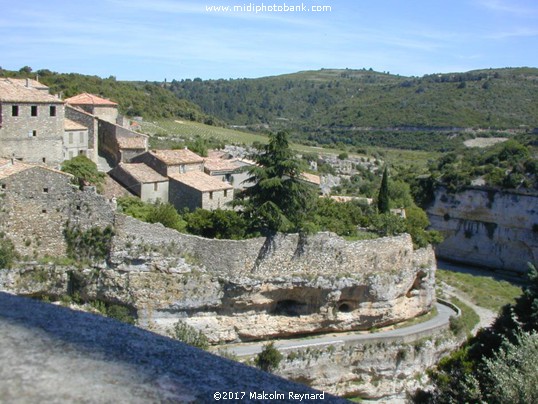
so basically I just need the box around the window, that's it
[33,130,37,137]
[31,106,38,116]
[224,190,228,197]
[42,157,46,163]
[12,105,19,116]
[154,182,159,191]
[209,191,213,200]
[1,184,6,190]
[79,132,84,143]
[42,209,47,214]
[68,132,73,144]
[43,187,49,193]
[49,106,56,116]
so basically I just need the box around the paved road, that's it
[218,303,456,357]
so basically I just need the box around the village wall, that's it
[0,167,115,258]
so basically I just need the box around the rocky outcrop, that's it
[276,331,461,402]
[427,186,538,273]
[0,214,436,344]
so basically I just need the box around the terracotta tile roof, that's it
[9,78,49,90]
[204,158,241,173]
[169,171,233,192]
[117,134,147,150]
[64,93,118,106]
[0,159,72,180]
[0,79,63,103]
[64,118,88,131]
[151,149,204,165]
[113,163,167,184]
[300,172,321,186]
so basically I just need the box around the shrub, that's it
[255,342,283,372]
[169,321,209,350]
[0,235,18,269]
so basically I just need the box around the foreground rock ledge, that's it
[0,292,344,403]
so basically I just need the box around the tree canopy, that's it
[236,131,317,234]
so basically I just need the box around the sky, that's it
[1,0,537,81]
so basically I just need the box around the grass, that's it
[140,118,438,169]
[436,269,522,313]
[448,297,480,336]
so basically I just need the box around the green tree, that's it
[255,342,283,372]
[478,331,538,404]
[237,131,317,234]
[146,202,186,232]
[377,165,390,213]
[61,156,105,193]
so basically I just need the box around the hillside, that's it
[166,67,538,151]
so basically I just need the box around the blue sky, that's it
[1,0,537,80]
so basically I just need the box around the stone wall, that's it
[427,186,538,272]
[0,167,115,258]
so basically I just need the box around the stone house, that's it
[168,171,233,211]
[109,163,169,203]
[65,105,99,163]
[0,78,65,165]
[64,93,119,124]
[131,149,204,177]
[63,119,90,160]
[65,94,148,166]
[0,159,114,258]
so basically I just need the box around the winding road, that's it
[216,302,457,357]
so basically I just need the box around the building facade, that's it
[0,79,65,165]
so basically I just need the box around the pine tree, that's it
[237,131,316,234]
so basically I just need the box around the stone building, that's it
[131,149,204,176]
[97,120,148,165]
[109,163,169,203]
[169,171,233,211]
[64,93,119,124]
[0,159,114,258]
[63,119,90,160]
[0,78,65,165]
[65,106,98,163]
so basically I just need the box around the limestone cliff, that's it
[1,214,436,344]
[427,186,538,273]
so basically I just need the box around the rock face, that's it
[1,213,436,344]
[276,330,462,402]
[427,186,538,273]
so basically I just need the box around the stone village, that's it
[0,77,459,401]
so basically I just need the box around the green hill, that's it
[166,67,538,151]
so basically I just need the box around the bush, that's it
[61,155,105,193]
[169,321,209,350]
[255,342,283,372]
[0,235,18,269]
[146,201,186,232]
[106,304,135,325]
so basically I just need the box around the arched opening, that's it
[338,303,352,313]
[273,300,307,317]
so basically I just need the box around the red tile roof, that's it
[64,93,118,106]
[114,163,167,183]
[0,79,63,103]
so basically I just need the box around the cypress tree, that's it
[377,165,390,214]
